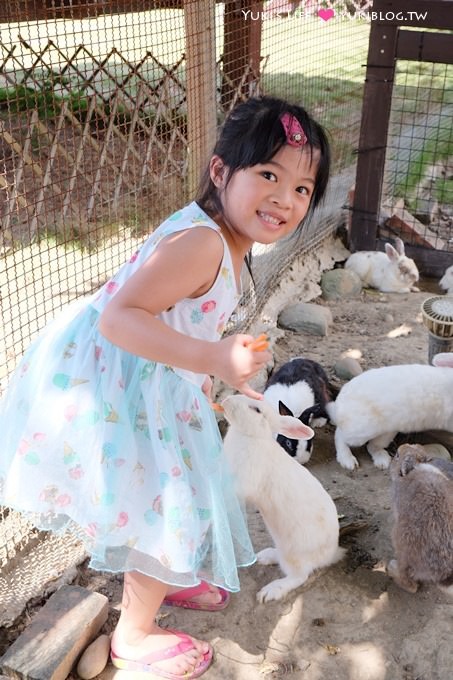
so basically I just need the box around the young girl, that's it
[0,96,330,678]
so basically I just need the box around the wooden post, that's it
[184,0,218,198]
[349,22,398,252]
[222,1,263,109]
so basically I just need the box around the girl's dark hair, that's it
[196,95,330,231]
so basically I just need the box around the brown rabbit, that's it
[387,443,453,593]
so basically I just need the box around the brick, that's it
[0,585,108,680]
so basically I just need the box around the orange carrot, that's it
[211,402,224,412]
[248,333,270,352]
[250,341,269,352]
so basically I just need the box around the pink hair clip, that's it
[280,112,307,147]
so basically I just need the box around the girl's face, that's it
[211,144,318,249]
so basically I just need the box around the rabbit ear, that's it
[394,237,405,255]
[432,353,453,368]
[276,416,314,441]
[385,243,399,261]
[278,400,294,417]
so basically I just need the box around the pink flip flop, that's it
[163,581,230,611]
[110,629,213,679]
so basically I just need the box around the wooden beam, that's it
[397,30,453,64]
[221,1,263,109]
[0,1,190,23]
[184,0,217,198]
[350,23,398,252]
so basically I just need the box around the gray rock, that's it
[321,269,362,300]
[277,302,333,336]
[413,430,453,452]
[334,357,363,380]
[77,634,111,680]
[421,443,451,461]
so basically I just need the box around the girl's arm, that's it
[99,227,269,397]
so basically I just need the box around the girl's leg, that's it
[111,571,211,676]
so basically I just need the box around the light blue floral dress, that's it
[0,202,255,590]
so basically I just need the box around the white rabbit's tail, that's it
[334,546,347,563]
[325,400,337,425]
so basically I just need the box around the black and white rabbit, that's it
[263,357,336,464]
[345,237,419,293]
[387,443,453,593]
[326,352,453,470]
[222,394,344,602]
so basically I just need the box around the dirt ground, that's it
[66,280,452,680]
[1,272,452,680]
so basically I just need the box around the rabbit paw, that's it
[256,548,279,565]
[387,559,418,593]
[337,451,359,470]
[257,574,308,603]
[386,559,399,579]
[257,579,289,603]
[371,450,391,470]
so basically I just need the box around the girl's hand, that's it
[213,334,271,400]
[201,375,213,402]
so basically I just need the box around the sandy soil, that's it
[1,264,452,679]
[70,282,452,680]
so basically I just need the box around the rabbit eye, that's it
[249,405,261,414]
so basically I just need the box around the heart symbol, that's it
[318,8,335,21]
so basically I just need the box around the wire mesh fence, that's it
[242,0,372,327]
[383,58,453,251]
[0,0,374,630]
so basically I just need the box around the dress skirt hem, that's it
[0,301,255,591]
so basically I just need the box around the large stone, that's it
[414,430,453,453]
[77,634,111,680]
[321,268,362,300]
[277,302,333,336]
[334,357,363,380]
[421,443,451,461]
[0,586,108,680]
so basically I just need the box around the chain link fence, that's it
[384,59,453,251]
[1,0,372,632]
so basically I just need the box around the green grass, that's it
[395,124,453,201]
[0,83,91,118]
[433,177,453,204]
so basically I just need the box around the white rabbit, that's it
[439,264,453,294]
[222,394,344,603]
[345,237,419,293]
[326,352,453,471]
[387,443,453,593]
